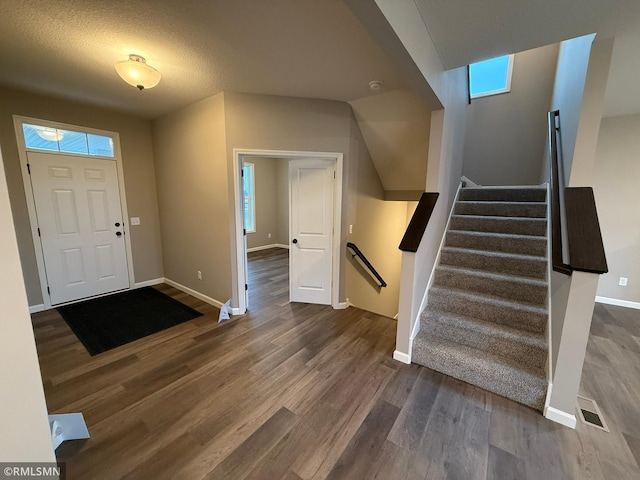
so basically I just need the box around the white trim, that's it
[469,54,515,99]
[544,405,577,429]
[595,296,640,310]
[335,302,348,310]
[246,243,288,253]
[13,115,135,310]
[232,149,344,314]
[393,350,411,364]
[134,278,164,288]
[418,180,462,316]
[411,314,421,339]
[29,304,45,314]
[163,277,225,309]
[229,307,243,315]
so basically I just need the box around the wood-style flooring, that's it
[31,247,640,479]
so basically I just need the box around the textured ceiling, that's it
[0,0,410,118]
[413,0,639,69]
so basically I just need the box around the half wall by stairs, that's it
[413,186,549,411]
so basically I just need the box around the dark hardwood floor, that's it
[31,248,640,479]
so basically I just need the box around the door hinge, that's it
[27,163,31,175]
[241,169,244,177]
[245,284,248,291]
[243,228,246,236]
[334,171,336,179]
[47,286,50,295]
[37,227,41,237]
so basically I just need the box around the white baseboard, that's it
[29,304,45,314]
[134,277,165,289]
[334,301,348,310]
[595,296,640,310]
[393,350,411,364]
[544,405,576,429]
[229,307,244,315]
[163,278,225,309]
[247,244,289,253]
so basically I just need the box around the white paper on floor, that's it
[218,299,231,322]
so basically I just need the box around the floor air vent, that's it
[577,395,609,432]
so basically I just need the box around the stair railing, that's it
[346,242,387,288]
[548,110,608,275]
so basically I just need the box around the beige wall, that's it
[346,114,408,318]
[276,158,289,245]
[152,93,231,304]
[0,85,163,306]
[246,157,278,249]
[0,145,56,462]
[592,114,640,304]
[463,44,559,185]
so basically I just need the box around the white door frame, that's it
[232,148,343,314]
[13,115,135,310]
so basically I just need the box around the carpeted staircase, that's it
[413,186,549,411]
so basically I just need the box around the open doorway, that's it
[233,149,343,314]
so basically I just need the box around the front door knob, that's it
[292,239,298,244]
[116,231,122,237]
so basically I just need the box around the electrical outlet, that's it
[197,270,202,280]
[619,277,628,287]
[130,217,141,226]
[349,224,353,234]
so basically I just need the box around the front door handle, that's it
[292,238,298,244]
[116,231,122,237]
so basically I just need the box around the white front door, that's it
[289,159,334,305]
[28,151,130,305]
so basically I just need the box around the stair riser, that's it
[423,313,547,370]
[412,346,546,411]
[455,202,546,218]
[428,290,547,333]
[433,268,547,305]
[450,216,547,236]
[459,188,547,203]
[445,231,547,256]
[440,250,547,279]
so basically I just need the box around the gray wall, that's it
[246,157,289,250]
[462,43,559,186]
[592,114,640,304]
[0,86,164,306]
[152,93,231,304]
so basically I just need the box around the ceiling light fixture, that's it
[115,54,161,90]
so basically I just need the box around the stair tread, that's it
[447,229,547,241]
[435,264,547,288]
[421,307,548,349]
[412,335,547,410]
[451,214,546,222]
[429,285,548,315]
[442,246,547,262]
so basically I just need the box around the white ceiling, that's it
[412,0,640,69]
[0,0,410,119]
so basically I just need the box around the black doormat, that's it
[57,287,203,356]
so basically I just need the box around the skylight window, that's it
[468,54,514,99]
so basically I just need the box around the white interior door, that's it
[289,159,335,305]
[28,151,130,305]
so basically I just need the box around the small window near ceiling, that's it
[243,163,256,233]
[468,54,514,99]
[22,123,115,157]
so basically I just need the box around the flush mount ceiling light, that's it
[115,54,161,90]
[35,126,64,141]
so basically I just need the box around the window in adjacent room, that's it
[468,54,514,99]
[243,162,256,233]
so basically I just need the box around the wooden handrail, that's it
[399,192,439,252]
[548,111,607,275]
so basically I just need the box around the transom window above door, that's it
[21,123,115,157]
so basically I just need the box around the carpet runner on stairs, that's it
[412,186,549,411]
